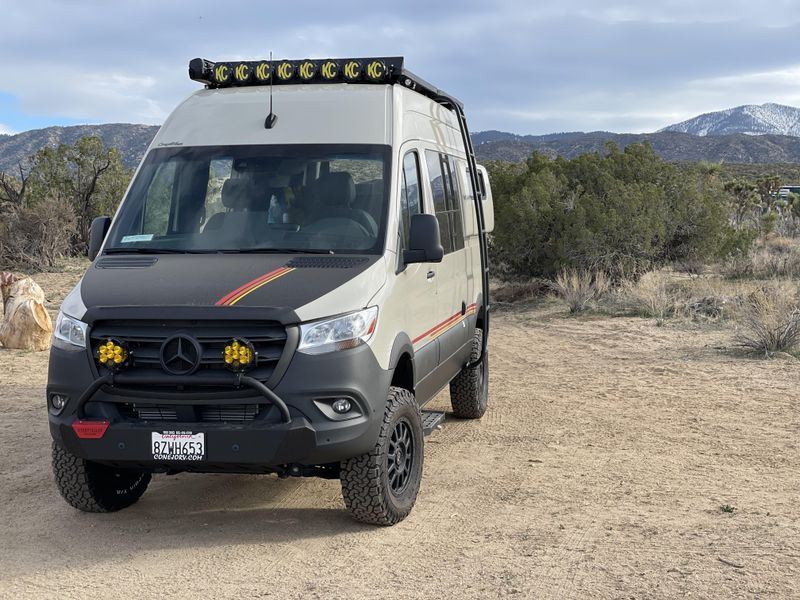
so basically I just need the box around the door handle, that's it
[426,270,436,280]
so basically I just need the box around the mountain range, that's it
[660,103,800,137]
[3,103,800,171]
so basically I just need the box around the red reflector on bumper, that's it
[72,420,110,439]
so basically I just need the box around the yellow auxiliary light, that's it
[276,61,295,81]
[320,59,339,80]
[365,59,386,82]
[343,59,362,81]
[254,61,272,83]
[213,63,232,85]
[97,339,130,372]
[233,62,251,84]
[298,60,318,82]
[223,338,256,372]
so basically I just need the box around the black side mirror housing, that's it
[403,213,444,264]
[88,216,112,261]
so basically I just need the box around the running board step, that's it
[421,410,446,436]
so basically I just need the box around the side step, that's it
[421,410,446,436]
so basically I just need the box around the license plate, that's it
[151,431,205,461]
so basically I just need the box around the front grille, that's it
[119,403,261,422]
[90,319,287,384]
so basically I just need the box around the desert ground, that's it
[0,267,798,599]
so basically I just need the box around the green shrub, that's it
[488,144,753,280]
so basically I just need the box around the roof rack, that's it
[188,56,464,109]
[187,56,490,365]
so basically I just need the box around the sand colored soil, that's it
[0,269,798,598]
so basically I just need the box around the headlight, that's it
[54,312,88,348]
[298,307,378,355]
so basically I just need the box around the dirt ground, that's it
[0,269,798,599]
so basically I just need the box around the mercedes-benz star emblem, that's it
[160,334,202,376]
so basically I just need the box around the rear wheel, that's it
[449,328,489,419]
[340,386,424,525]
[52,441,151,512]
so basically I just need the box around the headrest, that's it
[313,172,356,207]
[221,178,253,210]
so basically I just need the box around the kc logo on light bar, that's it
[298,61,317,81]
[343,60,361,80]
[234,63,250,82]
[254,62,271,81]
[214,64,230,83]
[366,60,385,81]
[276,62,294,80]
[320,60,338,79]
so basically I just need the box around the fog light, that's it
[332,398,352,414]
[223,338,256,372]
[50,394,68,411]
[97,339,130,372]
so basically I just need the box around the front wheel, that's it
[52,441,151,512]
[340,387,424,526]
[449,328,489,419]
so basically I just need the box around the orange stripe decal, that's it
[215,267,295,306]
[412,303,478,346]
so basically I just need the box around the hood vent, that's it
[286,256,369,269]
[96,257,158,269]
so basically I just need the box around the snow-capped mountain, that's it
[660,103,800,137]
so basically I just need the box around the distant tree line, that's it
[0,136,131,269]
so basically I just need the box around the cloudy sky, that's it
[2,0,800,136]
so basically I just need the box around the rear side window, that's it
[425,150,464,254]
[399,151,422,249]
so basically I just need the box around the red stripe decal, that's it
[412,303,479,345]
[216,267,290,306]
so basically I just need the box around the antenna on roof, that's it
[264,51,278,129]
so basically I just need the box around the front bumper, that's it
[47,340,392,471]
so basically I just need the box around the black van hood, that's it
[79,253,379,324]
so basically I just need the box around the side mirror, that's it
[403,213,444,264]
[88,216,111,261]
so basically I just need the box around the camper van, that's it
[47,57,493,525]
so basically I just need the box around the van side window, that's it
[399,151,422,249]
[425,150,465,254]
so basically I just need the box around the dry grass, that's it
[618,271,675,323]
[734,283,800,356]
[724,237,800,279]
[551,269,610,314]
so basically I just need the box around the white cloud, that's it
[0,124,15,135]
[3,1,800,134]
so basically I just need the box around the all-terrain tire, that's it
[52,441,151,513]
[340,387,424,526]
[449,328,489,419]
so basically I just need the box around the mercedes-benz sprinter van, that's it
[47,56,493,525]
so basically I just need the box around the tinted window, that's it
[399,151,422,249]
[425,150,465,254]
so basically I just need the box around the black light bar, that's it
[189,57,403,88]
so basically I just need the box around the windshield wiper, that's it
[104,247,217,254]
[227,248,335,254]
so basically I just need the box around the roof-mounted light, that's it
[275,60,295,81]
[298,59,318,82]
[188,56,402,88]
[320,59,339,80]
[342,59,362,81]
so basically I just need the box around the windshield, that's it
[105,144,391,254]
